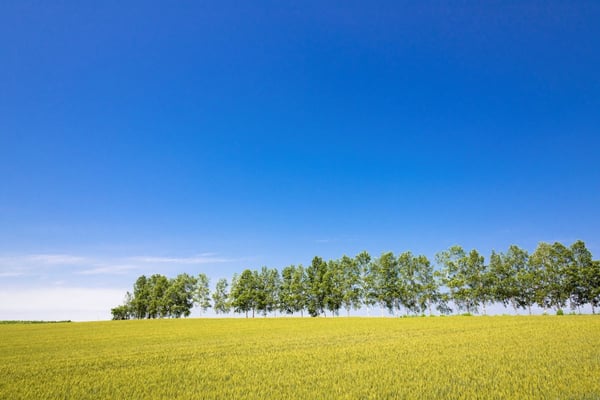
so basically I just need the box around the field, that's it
[1,316,599,399]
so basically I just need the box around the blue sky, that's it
[1,1,599,320]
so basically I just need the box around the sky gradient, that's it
[1,1,599,320]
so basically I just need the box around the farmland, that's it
[1,316,599,399]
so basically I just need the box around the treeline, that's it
[111,240,600,319]
[111,273,211,319]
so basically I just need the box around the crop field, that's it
[1,316,599,399]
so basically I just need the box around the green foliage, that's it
[194,273,211,314]
[436,246,488,314]
[112,273,208,319]
[113,241,599,318]
[306,256,328,316]
[230,269,257,318]
[279,265,308,316]
[212,278,231,314]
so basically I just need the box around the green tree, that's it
[306,256,328,317]
[111,304,131,320]
[194,273,211,314]
[324,259,344,316]
[467,249,491,314]
[255,267,281,316]
[111,292,133,320]
[590,261,600,314]
[131,275,150,319]
[212,278,231,315]
[489,246,530,313]
[230,269,258,318]
[530,242,572,312]
[340,255,362,316]
[413,254,439,316]
[356,251,376,314]
[147,274,170,318]
[398,251,420,315]
[567,240,596,312]
[166,273,198,317]
[436,246,487,314]
[280,265,307,316]
[372,252,400,315]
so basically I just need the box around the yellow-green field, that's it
[1,316,599,399]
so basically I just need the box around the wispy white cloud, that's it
[0,254,87,268]
[0,251,236,279]
[0,254,89,279]
[27,254,87,265]
[0,271,26,278]
[129,255,231,264]
[76,264,139,275]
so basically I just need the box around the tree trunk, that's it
[428,299,433,316]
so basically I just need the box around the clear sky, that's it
[1,1,599,320]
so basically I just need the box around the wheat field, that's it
[1,316,599,399]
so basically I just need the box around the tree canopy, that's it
[112,240,600,319]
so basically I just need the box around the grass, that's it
[1,316,599,399]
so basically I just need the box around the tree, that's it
[306,256,328,317]
[230,269,257,318]
[489,246,530,313]
[357,251,376,314]
[194,273,211,314]
[130,275,150,319]
[436,246,466,314]
[323,259,344,316]
[530,242,572,312]
[436,246,487,314]
[212,278,231,315]
[255,267,281,316]
[413,254,439,316]
[147,274,170,318]
[568,240,596,312]
[111,292,133,320]
[467,249,491,314]
[371,252,400,315]
[165,273,197,318]
[280,265,307,316]
[590,261,600,314]
[398,251,420,315]
[340,255,362,316]
[111,304,131,320]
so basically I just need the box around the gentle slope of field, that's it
[1,316,599,399]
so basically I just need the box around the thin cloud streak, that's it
[0,254,87,268]
[76,265,139,275]
[129,255,232,264]
[27,254,88,265]
[0,252,239,279]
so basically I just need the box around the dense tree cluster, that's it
[112,241,600,319]
[111,273,210,319]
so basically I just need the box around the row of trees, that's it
[111,273,211,319]
[112,240,600,319]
